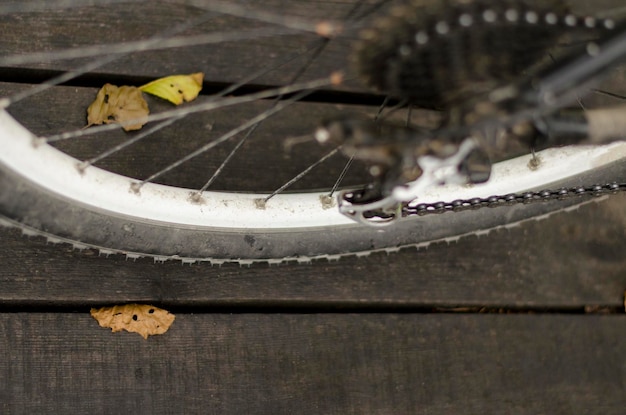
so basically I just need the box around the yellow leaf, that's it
[139,72,204,105]
[90,304,175,339]
[86,84,149,131]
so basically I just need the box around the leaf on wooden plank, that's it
[139,72,204,105]
[86,84,149,131]
[90,304,175,339]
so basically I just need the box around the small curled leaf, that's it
[86,84,149,131]
[139,72,204,105]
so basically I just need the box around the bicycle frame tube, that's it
[527,22,626,111]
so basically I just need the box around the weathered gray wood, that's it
[1,313,625,414]
[2,4,626,415]
[0,82,379,190]
[0,4,624,307]
[3,77,623,310]
[0,0,373,92]
[1,4,626,414]
[1,193,625,308]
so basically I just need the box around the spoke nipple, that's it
[188,191,205,204]
[129,182,143,195]
[254,198,267,210]
[527,149,541,170]
[316,21,341,38]
[330,71,344,86]
[76,161,89,175]
[319,194,335,209]
[31,136,46,148]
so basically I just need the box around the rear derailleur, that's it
[314,118,493,226]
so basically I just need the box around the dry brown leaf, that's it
[86,84,149,131]
[90,304,175,339]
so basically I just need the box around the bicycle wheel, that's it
[0,0,624,263]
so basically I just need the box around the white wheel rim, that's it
[1,109,625,230]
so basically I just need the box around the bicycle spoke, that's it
[350,0,393,22]
[131,89,316,192]
[198,1,385,195]
[198,37,333,192]
[73,39,330,170]
[0,28,296,67]
[197,126,255,193]
[2,11,221,106]
[0,0,137,14]
[592,89,626,100]
[217,38,331,97]
[327,152,356,197]
[0,0,624,261]
[263,146,342,203]
[184,0,346,36]
[76,115,184,171]
[42,75,340,143]
[377,99,409,121]
[0,0,364,67]
[547,52,589,113]
[374,96,390,120]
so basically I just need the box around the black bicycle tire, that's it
[1,0,625,263]
[1,153,624,263]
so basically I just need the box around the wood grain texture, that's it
[1,194,625,309]
[1,1,626,413]
[0,0,372,91]
[0,82,380,191]
[1,313,625,414]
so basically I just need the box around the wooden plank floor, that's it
[0,195,625,310]
[2,195,626,414]
[2,1,626,413]
[2,313,626,414]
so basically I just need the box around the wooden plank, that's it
[0,0,620,85]
[1,0,624,105]
[0,0,374,92]
[1,85,625,310]
[1,193,625,308]
[1,313,625,413]
[0,81,380,191]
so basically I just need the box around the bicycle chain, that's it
[402,182,626,217]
